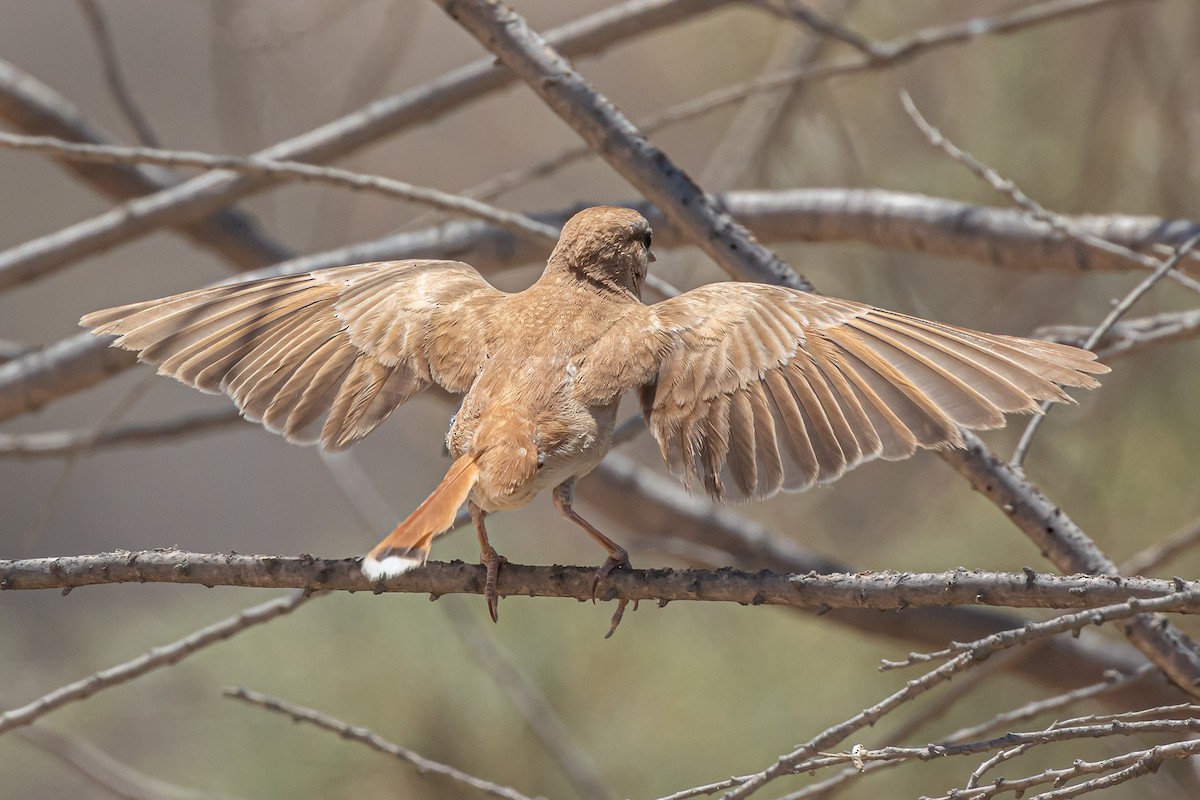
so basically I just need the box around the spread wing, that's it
[639,283,1108,501]
[81,260,504,451]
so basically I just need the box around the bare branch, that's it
[722,590,1200,798]
[72,0,161,147]
[900,90,1200,294]
[434,0,810,290]
[941,433,1200,696]
[0,589,311,736]
[443,601,612,800]
[19,725,241,800]
[921,740,1200,799]
[0,57,289,269]
[1036,309,1200,361]
[0,132,561,277]
[0,409,242,459]
[7,550,1200,615]
[778,665,1159,800]
[1012,231,1200,462]
[480,0,1161,203]
[224,687,535,800]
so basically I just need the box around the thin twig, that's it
[474,0,1160,209]
[18,725,241,800]
[73,0,161,147]
[1036,309,1200,361]
[900,90,1200,296]
[0,589,312,736]
[920,740,1200,799]
[774,665,1157,800]
[0,57,289,269]
[443,601,612,800]
[1011,231,1200,463]
[1121,516,1200,576]
[0,409,243,459]
[0,131,560,286]
[720,590,1200,799]
[767,0,879,56]
[223,686,535,800]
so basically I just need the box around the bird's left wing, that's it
[636,283,1107,501]
[81,260,504,450]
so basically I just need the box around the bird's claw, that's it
[481,547,508,623]
[591,549,633,638]
[590,549,631,603]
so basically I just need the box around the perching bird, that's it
[82,206,1107,623]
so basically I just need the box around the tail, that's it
[361,453,481,580]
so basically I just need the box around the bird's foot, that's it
[592,548,634,639]
[481,546,508,623]
[591,548,631,602]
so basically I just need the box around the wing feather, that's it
[81,260,504,450]
[642,284,1107,501]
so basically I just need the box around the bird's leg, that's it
[471,501,506,623]
[552,481,633,637]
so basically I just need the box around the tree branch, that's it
[942,434,1200,697]
[224,687,536,800]
[6,550,1200,614]
[0,588,311,736]
[0,57,289,269]
[435,0,809,290]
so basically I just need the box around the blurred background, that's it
[2,0,1199,797]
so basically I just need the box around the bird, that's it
[81,205,1108,625]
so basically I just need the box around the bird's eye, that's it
[642,229,653,249]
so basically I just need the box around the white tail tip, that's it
[361,554,424,581]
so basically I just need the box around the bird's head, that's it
[546,206,655,297]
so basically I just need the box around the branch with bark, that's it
[6,550,1200,614]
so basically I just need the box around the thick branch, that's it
[6,551,1200,613]
[942,434,1200,697]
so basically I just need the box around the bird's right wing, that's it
[81,260,505,451]
[636,283,1107,501]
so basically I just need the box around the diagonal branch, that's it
[942,435,1200,697]
[72,0,161,147]
[435,0,809,290]
[0,588,311,736]
[224,687,536,800]
[0,57,289,269]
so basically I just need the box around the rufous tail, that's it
[361,453,481,580]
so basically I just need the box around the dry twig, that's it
[0,589,312,736]
[224,687,534,800]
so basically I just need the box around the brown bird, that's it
[82,206,1107,623]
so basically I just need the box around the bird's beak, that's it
[648,250,657,263]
